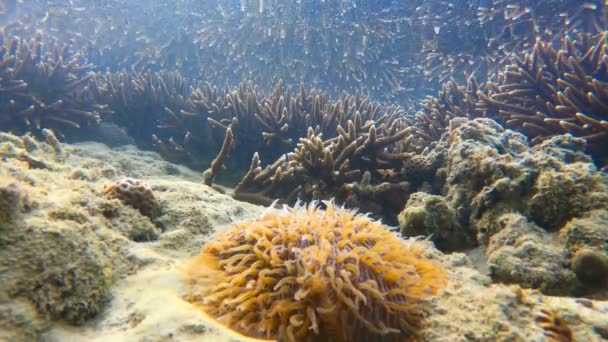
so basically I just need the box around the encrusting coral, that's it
[186,201,448,342]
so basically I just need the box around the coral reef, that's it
[0,1,606,340]
[0,133,136,337]
[186,201,448,341]
[477,33,608,165]
[103,178,161,219]
[0,31,107,134]
[396,118,608,295]
[194,1,420,102]
[0,132,607,341]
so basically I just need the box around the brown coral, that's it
[103,178,160,219]
[186,201,448,342]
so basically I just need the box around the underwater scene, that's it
[0,0,607,341]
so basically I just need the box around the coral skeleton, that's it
[186,201,448,342]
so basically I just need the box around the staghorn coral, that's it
[194,0,420,103]
[186,201,447,342]
[0,30,107,134]
[202,126,233,187]
[103,178,161,219]
[96,70,192,141]
[150,80,418,223]
[406,79,483,152]
[2,0,204,76]
[167,81,408,171]
[229,103,416,223]
[416,0,607,84]
[477,32,608,165]
[478,0,607,36]
[413,0,547,85]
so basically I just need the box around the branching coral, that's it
[413,0,543,85]
[0,31,107,134]
[154,80,417,215]
[406,79,482,151]
[95,70,193,152]
[478,0,607,35]
[477,32,608,164]
[2,0,204,75]
[194,0,419,102]
[186,201,447,342]
[415,0,607,85]
[228,97,416,222]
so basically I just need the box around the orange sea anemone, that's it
[186,201,448,342]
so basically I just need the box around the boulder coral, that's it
[186,201,448,342]
[103,178,161,219]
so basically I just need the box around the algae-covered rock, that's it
[398,192,473,251]
[485,213,580,295]
[560,209,608,254]
[0,183,27,227]
[0,134,137,340]
[527,163,608,231]
[424,118,608,295]
[441,118,532,228]
[560,209,608,290]
[98,199,162,242]
[0,218,130,324]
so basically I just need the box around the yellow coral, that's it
[186,201,448,342]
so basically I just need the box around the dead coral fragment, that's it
[536,308,574,342]
[103,178,160,219]
[187,201,448,342]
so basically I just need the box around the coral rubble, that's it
[186,201,448,341]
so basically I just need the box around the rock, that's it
[485,213,580,295]
[398,192,474,251]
